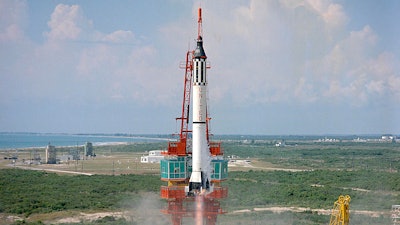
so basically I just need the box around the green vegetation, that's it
[0,169,162,217]
[1,168,399,224]
[1,139,399,224]
[226,170,399,210]
[223,141,400,171]
[217,210,388,225]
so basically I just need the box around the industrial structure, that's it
[160,7,228,225]
[329,195,351,225]
[45,143,57,164]
[31,149,41,164]
[84,142,95,158]
[69,148,80,160]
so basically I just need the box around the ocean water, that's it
[0,133,166,149]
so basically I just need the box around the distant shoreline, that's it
[1,132,396,150]
[0,141,132,151]
[0,133,170,150]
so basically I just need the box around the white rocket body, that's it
[188,36,211,195]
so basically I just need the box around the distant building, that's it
[59,155,74,162]
[382,135,396,141]
[353,137,367,142]
[84,142,95,157]
[141,150,164,163]
[45,144,57,164]
[275,140,286,147]
[33,150,41,161]
[69,148,80,160]
[315,137,339,143]
[31,149,41,165]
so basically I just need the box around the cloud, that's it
[315,27,399,106]
[0,23,25,42]
[190,0,398,109]
[196,0,341,105]
[306,0,348,29]
[1,0,399,134]
[42,4,181,106]
[45,4,93,41]
[363,52,400,101]
[316,25,377,77]
[0,3,181,107]
[44,4,136,44]
[102,30,135,43]
[0,0,28,41]
[3,1,398,108]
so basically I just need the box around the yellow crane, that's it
[329,195,351,225]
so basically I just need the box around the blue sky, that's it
[1,0,399,135]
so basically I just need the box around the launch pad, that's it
[160,7,228,225]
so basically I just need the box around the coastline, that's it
[0,141,131,151]
[0,133,169,150]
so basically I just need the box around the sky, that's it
[0,0,399,135]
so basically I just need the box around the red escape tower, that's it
[160,7,228,225]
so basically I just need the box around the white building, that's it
[382,135,396,141]
[140,150,164,163]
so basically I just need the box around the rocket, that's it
[188,8,211,195]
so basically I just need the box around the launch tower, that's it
[160,8,228,225]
